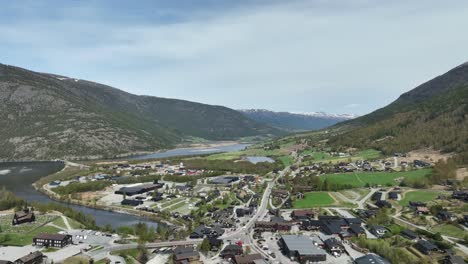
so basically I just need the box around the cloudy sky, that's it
[1,0,467,115]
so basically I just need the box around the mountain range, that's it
[239,109,355,131]
[0,63,280,160]
[329,61,468,162]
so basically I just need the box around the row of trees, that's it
[355,236,420,264]
[181,158,283,175]
[53,181,112,195]
[0,188,25,211]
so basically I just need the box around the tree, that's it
[200,238,211,252]
[137,243,148,263]
[323,178,330,191]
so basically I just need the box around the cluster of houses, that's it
[297,155,431,178]
[246,204,468,264]
[370,191,392,209]
[298,215,365,240]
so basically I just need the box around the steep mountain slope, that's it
[239,109,354,131]
[329,62,468,161]
[0,63,279,160]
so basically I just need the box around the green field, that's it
[293,192,335,208]
[399,190,441,206]
[0,225,61,246]
[51,216,67,229]
[302,149,380,164]
[0,214,57,233]
[357,149,381,160]
[320,169,432,188]
[430,224,465,239]
[278,156,293,166]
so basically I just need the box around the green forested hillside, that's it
[0,63,280,160]
[329,62,468,163]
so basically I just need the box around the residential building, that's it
[234,254,264,264]
[388,192,399,200]
[291,210,316,221]
[220,244,243,259]
[369,226,387,238]
[437,211,455,222]
[13,251,45,264]
[323,238,345,255]
[375,200,392,208]
[414,240,439,255]
[207,237,223,251]
[401,229,418,241]
[255,221,292,232]
[236,208,254,218]
[173,246,200,264]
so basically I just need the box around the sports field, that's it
[320,169,432,188]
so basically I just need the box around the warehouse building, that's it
[279,235,327,263]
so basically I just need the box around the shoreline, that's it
[32,182,182,229]
[29,161,182,229]
[7,141,252,229]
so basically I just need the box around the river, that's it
[0,143,249,228]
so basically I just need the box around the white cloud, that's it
[0,0,467,115]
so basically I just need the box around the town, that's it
[0,137,466,264]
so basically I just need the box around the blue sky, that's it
[1,0,467,115]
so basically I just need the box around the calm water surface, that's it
[245,156,275,164]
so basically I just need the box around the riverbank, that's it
[32,173,182,229]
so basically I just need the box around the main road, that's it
[89,164,291,262]
[219,166,291,261]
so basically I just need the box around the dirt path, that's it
[62,215,72,230]
[47,222,67,231]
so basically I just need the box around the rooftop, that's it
[281,235,326,255]
[354,253,391,264]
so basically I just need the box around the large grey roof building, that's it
[279,235,326,263]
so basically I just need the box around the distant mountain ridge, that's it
[330,61,468,162]
[0,63,280,160]
[239,109,355,131]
